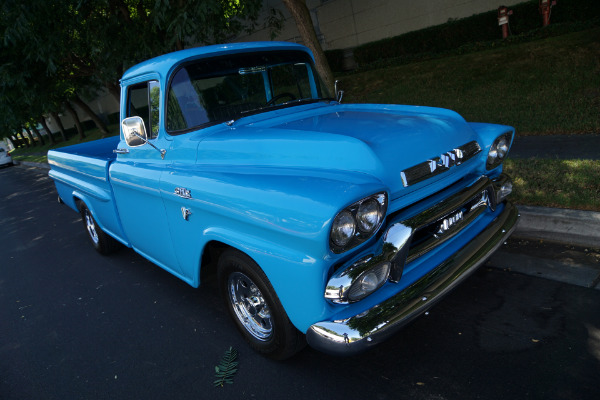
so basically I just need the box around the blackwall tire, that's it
[218,249,305,360]
[80,203,122,255]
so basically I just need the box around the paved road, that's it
[1,166,600,400]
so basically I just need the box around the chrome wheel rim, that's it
[84,210,99,245]
[227,272,273,341]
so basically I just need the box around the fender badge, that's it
[181,207,192,221]
[175,187,192,199]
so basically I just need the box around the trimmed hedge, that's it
[325,49,346,73]
[353,0,600,66]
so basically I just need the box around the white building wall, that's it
[238,0,523,50]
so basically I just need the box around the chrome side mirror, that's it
[122,116,148,147]
[121,116,166,159]
[335,80,344,103]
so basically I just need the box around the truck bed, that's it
[48,135,128,246]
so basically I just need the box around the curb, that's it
[16,161,51,170]
[487,251,600,290]
[514,205,600,249]
[489,204,600,290]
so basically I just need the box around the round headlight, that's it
[347,262,390,302]
[331,211,356,247]
[496,137,509,159]
[357,199,380,233]
[487,132,512,170]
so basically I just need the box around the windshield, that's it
[166,50,332,133]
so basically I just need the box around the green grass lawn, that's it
[342,28,600,135]
[504,158,600,211]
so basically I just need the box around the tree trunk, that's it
[50,112,68,142]
[17,131,30,148]
[6,136,16,149]
[30,124,46,146]
[39,117,56,145]
[24,127,37,146]
[63,101,86,141]
[281,0,335,94]
[71,93,110,137]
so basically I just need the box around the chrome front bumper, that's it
[306,201,519,356]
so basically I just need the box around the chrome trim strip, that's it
[307,201,519,356]
[400,141,481,187]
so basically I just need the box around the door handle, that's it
[113,148,129,154]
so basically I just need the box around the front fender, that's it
[159,164,388,331]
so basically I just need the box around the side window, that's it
[127,80,160,139]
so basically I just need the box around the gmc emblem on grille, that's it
[436,210,464,236]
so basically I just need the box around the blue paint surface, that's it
[48,43,515,333]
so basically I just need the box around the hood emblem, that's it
[400,141,481,187]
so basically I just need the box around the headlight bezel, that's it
[486,131,513,170]
[329,192,388,254]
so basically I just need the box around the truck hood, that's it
[195,103,481,200]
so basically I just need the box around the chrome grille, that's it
[406,189,489,263]
[385,176,492,280]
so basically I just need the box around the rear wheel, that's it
[218,249,305,360]
[80,202,122,255]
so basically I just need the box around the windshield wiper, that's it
[224,98,333,126]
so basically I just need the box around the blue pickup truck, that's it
[48,41,518,359]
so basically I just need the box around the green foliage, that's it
[325,49,346,73]
[213,347,239,387]
[0,0,271,142]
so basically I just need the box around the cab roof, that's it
[120,41,313,84]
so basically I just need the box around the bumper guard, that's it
[306,201,519,356]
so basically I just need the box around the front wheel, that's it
[80,202,122,255]
[218,250,305,360]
